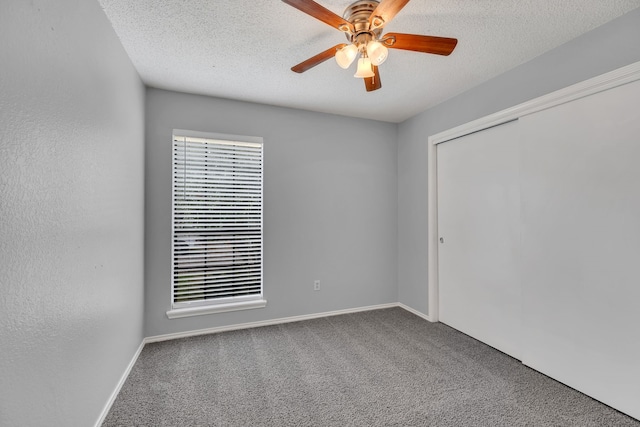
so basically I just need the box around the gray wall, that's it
[0,1,145,426]
[397,7,640,315]
[145,89,398,337]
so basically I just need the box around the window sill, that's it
[166,299,267,319]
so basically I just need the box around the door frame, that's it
[425,60,640,322]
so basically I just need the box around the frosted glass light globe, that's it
[367,41,388,66]
[354,57,375,78]
[335,44,358,69]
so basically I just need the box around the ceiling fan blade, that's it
[282,0,354,33]
[364,66,382,92]
[384,33,458,56]
[291,44,347,73]
[368,0,411,29]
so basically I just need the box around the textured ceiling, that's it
[98,0,640,123]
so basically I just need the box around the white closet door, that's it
[437,120,521,360]
[520,79,640,420]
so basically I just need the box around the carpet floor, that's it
[103,307,639,426]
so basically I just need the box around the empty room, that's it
[2,0,640,426]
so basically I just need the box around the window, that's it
[167,130,266,319]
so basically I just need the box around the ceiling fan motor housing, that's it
[343,0,383,44]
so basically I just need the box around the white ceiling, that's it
[98,0,640,123]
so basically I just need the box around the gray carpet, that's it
[103,307,639,426]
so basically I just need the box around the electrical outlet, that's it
[314,280,320,291]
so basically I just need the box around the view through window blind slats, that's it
[172,134,263,308]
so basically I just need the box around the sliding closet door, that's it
[520,79,640,420]
[437,120,521,359]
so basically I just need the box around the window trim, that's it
[166,298,267,319]
[167,129,266,319]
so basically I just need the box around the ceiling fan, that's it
[282,0,458,92]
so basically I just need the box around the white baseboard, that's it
[397,303,433,322]
[95,340,145,427]
[145,302,399,343]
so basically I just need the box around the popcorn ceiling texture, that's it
[98,0,640,122]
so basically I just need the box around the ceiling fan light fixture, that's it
[354,57,375,78]
[335,44,358,69]
[366,40,388,66]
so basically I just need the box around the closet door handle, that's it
[440,237,444,243]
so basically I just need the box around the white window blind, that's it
[171,132,263,310]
